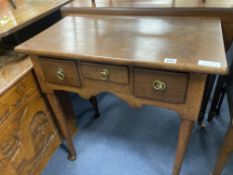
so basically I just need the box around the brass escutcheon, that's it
[57,68,65,80]
[99,68,110,80]
[153,80,166,91]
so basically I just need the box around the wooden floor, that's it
[64,0,233,8]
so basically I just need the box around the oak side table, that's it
[16,15,227,175]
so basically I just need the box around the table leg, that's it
[56,91,77,133]
[47,92,76,160]
[172,119,194,175]
[90,96,100,118]
[208,75,227,122]
[198,75,216,127]
[214,88,226,116]
[212,123,233,175]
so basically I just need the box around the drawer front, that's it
[81,62,129,84]
[134,68,188,103]
[39,58,81,87]
[0,72,37,126]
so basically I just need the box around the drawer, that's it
[39,58,81,87]
[81,62,129,84]
[0,72,37,126]
[134,68,188,103]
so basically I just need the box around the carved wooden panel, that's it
[0,151,18,175]
[31,111,55,156]
[0,94,60,175]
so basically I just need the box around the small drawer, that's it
[81,62,129,84]
[134,68,188,103]
[39,58,81,87]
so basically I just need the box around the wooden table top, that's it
[63,0,233,9]
[0,57,32,95]
[16,15,227,74]
[0,0,71,38]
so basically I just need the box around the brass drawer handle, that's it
[153,80,166,91]
[57,68,65,80]
[100,68,110,80]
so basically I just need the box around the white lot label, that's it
[198,60,221,68]
[164,58,177,64]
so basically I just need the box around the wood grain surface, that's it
[0,57,32,96]
[0,0,71,38]
[16,15,227,75]
[81,62,129,84]
[0,72,61,175]
[39,58,82,87]
[134,68,188,103]
[15,13,228,175]
[63,0,233,8]
[61,0,233,50]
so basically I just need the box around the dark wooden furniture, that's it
[1,0,100,118]
[212,53,233,175]
[16,15,227,175]
[207,76,227,121]
[0,58,62,175]
[0,1,79,174]
[63,0,233,8]
[0,0,71,38]
[62,0,233,125]
[62,0,233,50]
[90,96,100,118]
[207,43,233,122]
